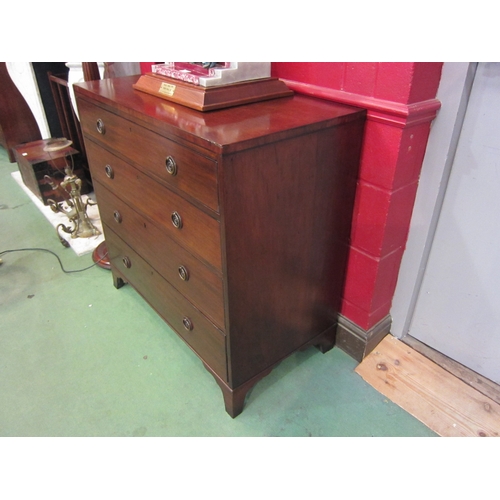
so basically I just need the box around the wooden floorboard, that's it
[403,335,500,406]
[355,335,500,437]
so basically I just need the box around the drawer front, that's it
[95,181,225,330]
[106,229,227,382]
[87,140,222,272]
[78,98,219,211]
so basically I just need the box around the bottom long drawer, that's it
[105,226,227,382]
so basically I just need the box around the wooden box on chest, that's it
[74,76,365,417]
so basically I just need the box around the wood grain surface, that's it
[355,335,500,437]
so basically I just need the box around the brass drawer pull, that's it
[96,118,106,135]
[165,156,177,176]
[105,164,114,179]
[171,211,183,229]
[122,256,132,269]
[182,317,193,331]
[178,265,189,281]
[113,210,122,223]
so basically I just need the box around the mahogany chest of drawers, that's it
[74,76,365,417]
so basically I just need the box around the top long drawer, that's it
[77,98,219,212]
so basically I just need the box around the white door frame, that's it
[390,62,478,338]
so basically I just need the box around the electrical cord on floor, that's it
[0,248,108,274]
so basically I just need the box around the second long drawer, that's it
[86,139,222,271]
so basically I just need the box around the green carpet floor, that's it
[0,145,436,437]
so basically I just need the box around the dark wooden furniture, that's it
[0,62,42,162]
[74,75,365,417]
[12,139,89,205]
[32,63,70,139]
[133,73,293,111]
[48,73,86,162]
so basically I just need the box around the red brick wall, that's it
[272,62,443,330]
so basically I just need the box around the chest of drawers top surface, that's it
[74,75,365,154]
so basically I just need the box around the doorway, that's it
[403,63,500,384]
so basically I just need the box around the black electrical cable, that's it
[0,248,108,274]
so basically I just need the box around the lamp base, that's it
[92,241,111,269]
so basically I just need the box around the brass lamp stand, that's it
[43,138,101,247]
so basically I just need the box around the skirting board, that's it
[336,314,392,362]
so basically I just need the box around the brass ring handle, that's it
[122,256,132,269]
[105,164,114,179]
[165,156,177,176]
[96,118,105,135]
[171,211,183,229]
[182,317,193,331]
[178,265,189,281]
[113,210,122,223]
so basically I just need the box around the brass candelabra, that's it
[43,139,100,247]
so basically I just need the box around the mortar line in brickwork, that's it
[358,177,419,198]
[358,178,392,195]
[340,297,371,317]
[373,64,381,99]
[391,178,419,195]
[341,296,393,320]
[340,62,347,92]
[360,178,419,194]
[348,243,404,262]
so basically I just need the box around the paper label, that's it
[159,82,176,96]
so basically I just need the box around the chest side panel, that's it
[221,119,365,388]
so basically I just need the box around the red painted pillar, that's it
[272,62,443,358]
[140,62,157,73]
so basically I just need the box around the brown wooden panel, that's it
[86,140,222,272]
[106,229,227,382]
[221,122,364,388]
[78,98,219,211]
[133,74,293,111]
[95,180,225,329]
